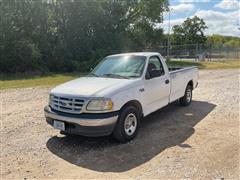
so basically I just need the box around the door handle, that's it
[165,79,170,84]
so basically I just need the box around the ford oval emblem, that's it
[60,101,67,106]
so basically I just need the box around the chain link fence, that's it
[151,44,240,61]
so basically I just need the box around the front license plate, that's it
[53,120,65,131]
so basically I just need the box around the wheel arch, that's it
[120,100,143,118]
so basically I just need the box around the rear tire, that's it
[179,85,192,106]
[113,106,140,143]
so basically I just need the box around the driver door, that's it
[143,56,170,115]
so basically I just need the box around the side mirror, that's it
[149,69,162,79]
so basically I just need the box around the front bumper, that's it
[44,106,118,136]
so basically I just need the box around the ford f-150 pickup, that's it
[44,52,198,142]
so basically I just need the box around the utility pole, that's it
[167,9,171,60]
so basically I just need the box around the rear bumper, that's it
[44,106,118,136]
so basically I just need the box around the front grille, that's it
[50,95,85,114]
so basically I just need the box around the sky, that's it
[162,0,240,37]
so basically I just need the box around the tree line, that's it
[0,0,239,74]
[207,35,240,48]
[171,16,240,49]
[0,0,168,74]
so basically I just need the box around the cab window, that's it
[146,56,165,79]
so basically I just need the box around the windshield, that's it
[91,55,146,79]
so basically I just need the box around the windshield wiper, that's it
[89,72,99,77]
[101,73,129,79]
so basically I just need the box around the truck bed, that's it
[168,67,182,72]
[168,66,198,103]
[168,66,197,74]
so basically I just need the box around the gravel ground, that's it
[1,69,240,179]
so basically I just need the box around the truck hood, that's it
[50,76,138,97]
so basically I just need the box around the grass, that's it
[0,73,84,90]
[0,60,239,90]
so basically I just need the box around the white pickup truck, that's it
[44,52,198,142]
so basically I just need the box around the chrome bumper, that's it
[44,106,118,127]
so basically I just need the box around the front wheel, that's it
[179,85,192,106]
[113,106,140,143]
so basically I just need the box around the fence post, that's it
[195,44,198,61]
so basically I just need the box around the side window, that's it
[146,56,165,79]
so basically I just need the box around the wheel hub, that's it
[186,89,192,102]
[124,113,137,136]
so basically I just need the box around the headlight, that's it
[86,98,113,111]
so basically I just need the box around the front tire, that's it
[179,85,192,106]
[113,106,140,143]
[60,131,74,137]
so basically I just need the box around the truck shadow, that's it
[46,100,216,172]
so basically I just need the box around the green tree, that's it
[172,16,208,45]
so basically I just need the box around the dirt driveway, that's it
[1,69,239,179]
